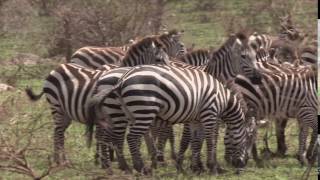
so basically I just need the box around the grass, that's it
[0,86,318,179]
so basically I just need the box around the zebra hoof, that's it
[261,148,274,160]
[175,164,185,173]
[255,159,265,168]
[171,153,177,161]
[157,155,164,162]
[151,160,158,169]
[105,167,113,175]
[119,164,131,173]
[296,153,308,166]
[141,166,152,176]
[209,165,226,175]
[191,166,204,175]
[273,151,287,158]
[306,149,317,164]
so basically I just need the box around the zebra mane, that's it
[208,31,248,63]
[123,37,159,57]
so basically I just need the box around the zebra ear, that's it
[151,41,156,49]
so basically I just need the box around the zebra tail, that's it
[86,88,115,148]
[85,121,94,149]
[25,87,44,101]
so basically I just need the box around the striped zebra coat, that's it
[25,36,169,168]
[89,32,258,173]
[70,29,186,69]
[224,61,317,165]
[67,32,257,174]
[89,65,256,174]
[246,32,316,157]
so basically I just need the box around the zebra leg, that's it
[275,118,288,157]
[168,127,177,161]
[205,122,225,175]
[297,109,316,166]
[156,126,176,162]
[95,125,113,174]
[156,127,168,162]
[297,126,308,165]
[53,114,71,166]
[95,127,101,165]
[189,123,204,174]
[251,142,265,168]
[261,122,274,159]
[109,148,115,162]
[176,124,191,172]
[144,130,158,169]
[127,124,153,175]
[113,131,131,173]
[306,115,318,165]
[306,128,318,165]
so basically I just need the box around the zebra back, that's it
[177,49,209,66]
[90,64,257,169]
[70,46,126,69]
[299,46,317,67]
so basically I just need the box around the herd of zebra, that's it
[25,20,317,175]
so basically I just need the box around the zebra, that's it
[151,49,210,162]
[299,46,317,67]
[223,60,317,166]
[253,40,317,158]
[247,32,316,157]
[86,32,260,174]
[70,29,186,69]
[24,36,170,169]
[177,49,210,66]
[89,64,257,175]
[70,30,186,165]
[144,32,258,166]
[70,46,127,68]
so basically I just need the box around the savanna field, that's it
[0,0,318,179]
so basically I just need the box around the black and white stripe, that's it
[70,46,127,69]
[224,61,317,165]
[90,65,256,174]
[70,30,186,69]
[24,36,169,168]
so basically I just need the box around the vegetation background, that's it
[0,0,317,179]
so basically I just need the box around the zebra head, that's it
[224,107,257,168]
[230,32,260,79]
[205,31,260,82]
[121,37,170,66]
[157,29,186,58]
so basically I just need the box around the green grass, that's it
[0,89,318,179]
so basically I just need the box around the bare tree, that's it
[47,0,159,60]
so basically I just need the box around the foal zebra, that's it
[25,36,169,167]
[70,29,186,69]
[89,65,257,174]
